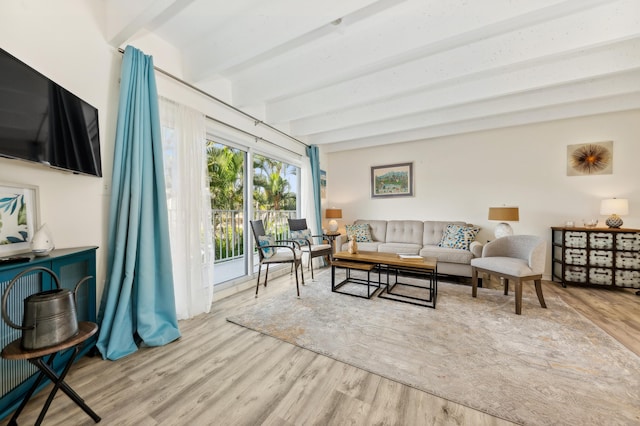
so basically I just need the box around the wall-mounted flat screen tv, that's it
[0,47,102,177]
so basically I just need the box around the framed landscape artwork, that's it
[371,162,413,198]
[0,183,39,256]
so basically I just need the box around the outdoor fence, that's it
[213,209,297,263]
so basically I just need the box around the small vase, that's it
[348,237,358,254]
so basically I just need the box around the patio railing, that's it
[212,209,297,263]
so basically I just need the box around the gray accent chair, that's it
[471,235,547,315]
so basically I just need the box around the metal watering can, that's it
[1,266,92,350]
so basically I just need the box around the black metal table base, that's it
[378,266,438,308]
[8,348,101,426]
[331,266,381,299]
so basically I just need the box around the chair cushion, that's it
[345,223,373,242]
[438,224,480,250]
[258,235,276,258]
[305,243,332,253]
[263,248,303,263]
[290,229,312,246]
[471,257,534,277]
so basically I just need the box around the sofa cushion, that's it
[386,220,424,245]
[349,241,384,252]
[345,223,373,242]
[438,224,480,250]
[354,220,387,242]
[378,243,421,254]
[420,245,474,264]
[423,221,467,245]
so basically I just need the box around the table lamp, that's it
[488,206,519,238]
[325,208,342,232]
[600,198,628,228]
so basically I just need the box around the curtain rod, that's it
[207,115,302,158]
[117,47,309,150]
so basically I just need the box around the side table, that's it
[323,231,342,257]
[1,321,101,425]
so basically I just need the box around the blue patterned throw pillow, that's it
[258,235,276,258]
[438,224,480,250]
[290,229,312,246]
[345,224,373,242]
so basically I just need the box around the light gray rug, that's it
[227,270,640,425]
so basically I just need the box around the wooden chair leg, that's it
[504,278,509,295]
[471,267,478,297]
[515,280,522,315]
[534,279,547,308]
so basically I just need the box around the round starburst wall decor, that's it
[567,141,613,176]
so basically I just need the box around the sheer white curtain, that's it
[300,159,320,234]
[159,97,214,320]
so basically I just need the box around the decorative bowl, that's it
[583,219,598,228]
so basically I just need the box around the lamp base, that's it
[328,219,338,232]
[494,222,513,239]
[605,214,623,228]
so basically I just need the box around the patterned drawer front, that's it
[589,268,613,285]
[614,270,640,288]
[616,233,640,251]
[565,266,586,283]
[565,249,587,265]
[565,231,587,248]
[589,232,613,249]
[589,250,612,267]
[616,252,640,269]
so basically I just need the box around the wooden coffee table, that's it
[332,251,438,308]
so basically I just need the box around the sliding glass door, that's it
[208,134,302,285]
[208,141,247,284]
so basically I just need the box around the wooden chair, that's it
[250,219,304,297]
[471,235,547,315]
[288,218,333,279]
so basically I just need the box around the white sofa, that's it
[335,220,483,277]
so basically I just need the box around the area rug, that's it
[226,270,640,425]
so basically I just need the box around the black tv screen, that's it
[0,47,102,177]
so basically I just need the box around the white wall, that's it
[326,109,640,277]
[0,0,307,301]
[0,0,119,297]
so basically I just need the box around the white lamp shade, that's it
[600,198,629,215]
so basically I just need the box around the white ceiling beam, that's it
[320,93,640,152]
[181,0,394,81]
[304,71,640,144]
[105,0,195,47]
[232,0,603,107]
[265,1,640,123]
[289,39,640,137]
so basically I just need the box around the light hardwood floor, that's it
[2,269,638,426]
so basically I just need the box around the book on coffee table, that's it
[398,254,422,259]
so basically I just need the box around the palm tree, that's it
[253,154,297,211]
[207,143,244,211]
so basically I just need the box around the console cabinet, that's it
[551,227,640,288]
[0,247,97,421]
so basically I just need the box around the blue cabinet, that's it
[0,247,97,421]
